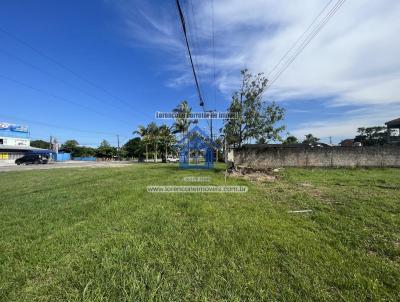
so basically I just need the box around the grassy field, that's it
[0,164,399,301]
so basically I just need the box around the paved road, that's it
[0,161,134,172]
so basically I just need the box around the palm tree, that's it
[302,133,320,145]
[158,124,176,161]
[147,122,160,162]
[172,100,192,139]
[172,101,193,164]
[134,125,149,162]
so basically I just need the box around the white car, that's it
[166,156,179,163]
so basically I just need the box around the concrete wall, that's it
[234,145,400,169]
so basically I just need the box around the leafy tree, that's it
[60,140,79,153]
[96,140,116,159]
[223,97,242,147]
[283,135,299,144]
[172,100,192,139]
[223,69,285,147]
[123,137,144,159]
[302,134,320,145]
[73,146,96,158]
[354,126,387,146]
[30,139,50,149]
[59,140,96,157]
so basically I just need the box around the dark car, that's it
[15,154,49,165]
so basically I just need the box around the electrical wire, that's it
[0,26,154,120]
[0,113,118,136]
[0,47,144,118]
[267,0,346,89]
[0,74,134,125]
[175,0,205,108]
[211,0,217,110]
[267,0,335,79]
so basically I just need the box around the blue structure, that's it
[73,157,96,161]
[178,126,216,169]
[53,152,71,161]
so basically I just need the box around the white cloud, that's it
[112,0,400,137]
[292,103,400,140]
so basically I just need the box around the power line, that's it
[0,47,143,118]
[0,26,154,120]
[0,113,119,136]
[267,0,335,78]
[268,0,346,88]
[176,0,212,134]
[267,0,346,89]
[211,0,217,110]
[187,0,202,86]
[176,0,205,108]
[0,74,133,125]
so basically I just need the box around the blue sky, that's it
[1,0,399,146]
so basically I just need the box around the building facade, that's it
[0,122,50,164]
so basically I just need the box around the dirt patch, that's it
[228,165,282,183]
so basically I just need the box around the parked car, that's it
[166,156,179,163]
[15,154,49,165]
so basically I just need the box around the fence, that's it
[233,145,400,168]
[53,152,71,162]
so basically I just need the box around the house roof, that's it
[385,118,400,127]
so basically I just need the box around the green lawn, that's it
[0,164,399,301]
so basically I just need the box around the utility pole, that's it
[329,136,332,145]
[207,110,216,141]
[210,116,213,141]
[117,134,120,161]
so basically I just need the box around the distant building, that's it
[0,122,51,164]
[385,118,400,144]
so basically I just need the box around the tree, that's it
[302,134,320,145]
[172,100,192,139]
[73,146,96,158]
[134,125,149,162]
[61,140,79,153]
[214,136,224,162]
[283,135,299,144]
[223,69,285,147]
[123,137,145,159]
[146,122,160,162]
[222,97,242,147]
[96,140,116,159]
[354,126,387,146]
[158,124,176,162]
[30,140,50,149]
